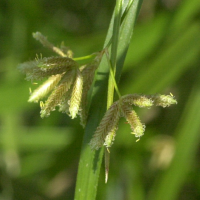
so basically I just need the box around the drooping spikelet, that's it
[121,104,145,138]
[28,74,62,103]
[79,65,97,126]
[89,101,121,150]
[79,52,104,126]
[58,86,73,115]
[104,124,118,149]
[90,93,177,150]
[69,68,83,119]
[40,70,76,118]
[150,94,177,107]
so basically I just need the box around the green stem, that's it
[105,0,123,183]
[107,0,122,108]
[73,53,96,61]
[105,49,121,99]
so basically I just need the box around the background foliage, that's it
[0,0,200,200]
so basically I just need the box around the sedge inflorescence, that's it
[18,32,177,152]
[18,32,103,124]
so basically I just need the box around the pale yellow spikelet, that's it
[90,101,120,150]
[151,94,177,107]
[66,50,74,58]
[40,70,75,118]
[121,104,145,138]
[40,101,44,108]
[69,68,83,119]
[28,74,62,103]
[104,125,118,148]
[122,94,153,108]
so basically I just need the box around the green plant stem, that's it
[105,0,123,179]
[107,0,122,108]
[73,53,96,61]
[105,49,121,99]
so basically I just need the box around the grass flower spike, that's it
[18,32,104,124]
[121,104,145,138]
[90,101,121,150]
[28,74,62,103]
[18,31,177,185]
[69,68,83,119]
[90,93,177,150]
[18,57,76,81]
[79,51,104,126]
[40,69,76,118]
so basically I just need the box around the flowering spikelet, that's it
[121,104,145,138]
[33,32,67,57]
[18,57,76,81]
[79,64,97,125]
[150,94,177,107]
[28,74,62,103]
[79,52,103,126]
[104,125,118,148]
[40,70,75,118]
[20,31,100,122]
[90,101,121,150]
[69,68,83,119]
[90,93,177,150]
[122,94,153,108]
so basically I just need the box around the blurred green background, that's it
[0,0,200,200]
